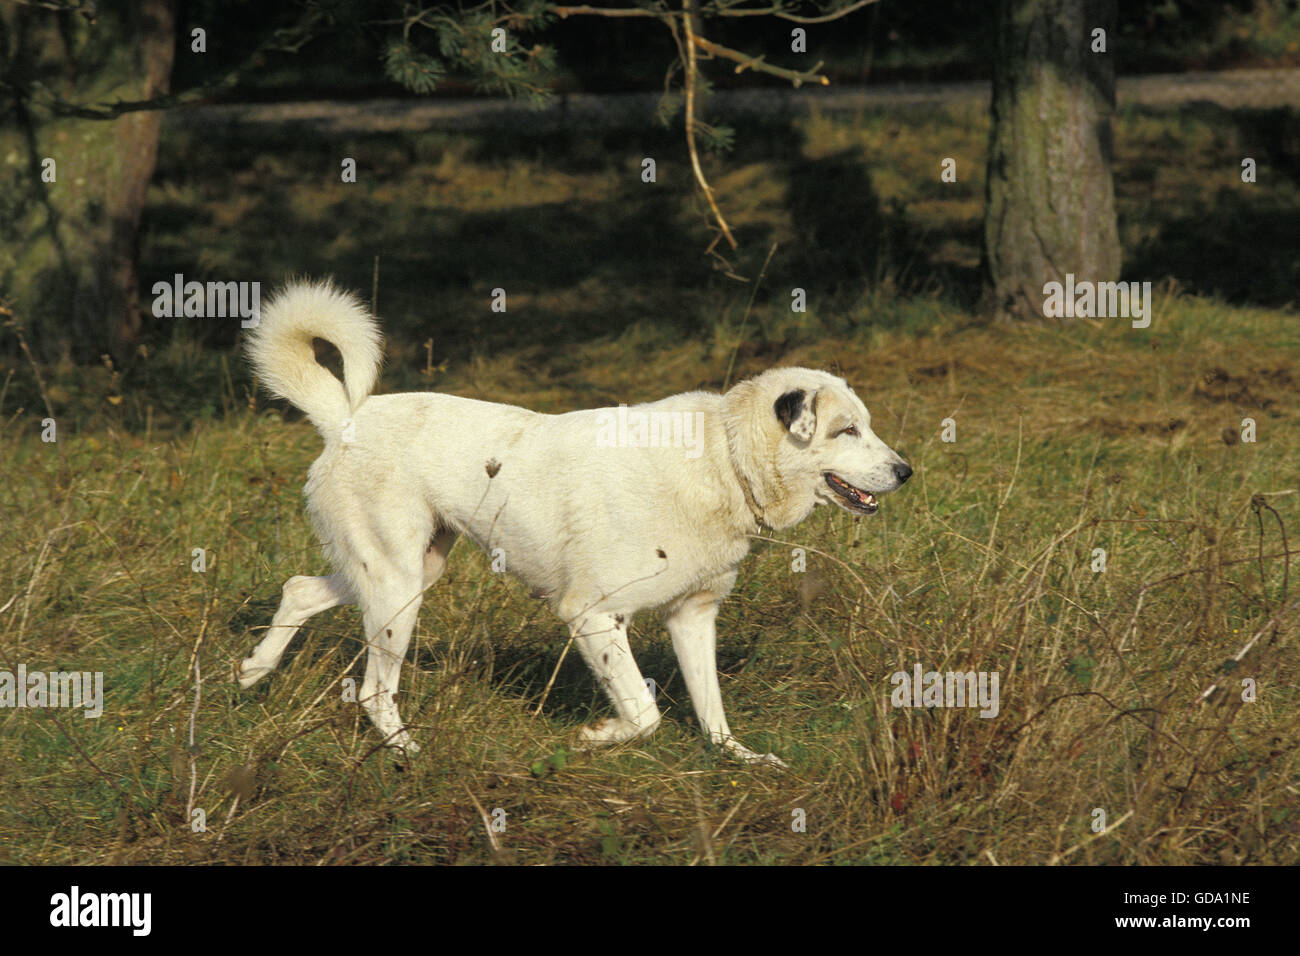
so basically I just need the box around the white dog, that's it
[239,280,911,765]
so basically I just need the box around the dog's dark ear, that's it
[774,390,805,429]
[774,389,817,441]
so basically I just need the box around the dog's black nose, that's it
[894,462,913,483]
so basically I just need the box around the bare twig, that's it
[702,0,880,22]
[0,299,55,421]
[554,1,883,25]
[462,785,502,852]
[722,242,778,390]
[690,33,828,86]
[682,0,737,249]
[532,634,577,716]
[1047,810,1134,864]
[1251,494,1290,613]
[215,795,240,845]
[185,597,212,824]
[553,4,660,17]
[1002,690,1187,755]
[1193,596,1299,706]
[710,792,749,840]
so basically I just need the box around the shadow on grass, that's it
[1126,187,1300,305]
[121,105,1300,435]
[227,588,702,737]
[143,119,971,360]
[1123,106,1300,306]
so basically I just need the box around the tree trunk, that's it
[983,0,1120,321]
[0,0,175,359]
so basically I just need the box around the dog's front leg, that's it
[566,609,662,748]
[664,590,787,768]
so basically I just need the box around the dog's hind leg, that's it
[238,574,355,689]
[356,560,426,754]
[239,529,454,694]
[562,604,662,748]
[664,584,787,768]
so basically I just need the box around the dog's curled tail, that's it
[246,280,383,436]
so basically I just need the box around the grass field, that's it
[1,100,1297,864]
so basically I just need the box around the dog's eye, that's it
[838,425,860,438]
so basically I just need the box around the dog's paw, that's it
[379,726,419,754]
[236,658,272,689]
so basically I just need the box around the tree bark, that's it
[0,0,175,359]
[108,0,175,351]
[983,0,1120,321]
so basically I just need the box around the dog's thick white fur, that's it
[240,280,911,765]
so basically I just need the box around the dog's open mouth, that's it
[824,473,878,515]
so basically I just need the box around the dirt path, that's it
[169,67,1299,134]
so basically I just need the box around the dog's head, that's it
[724,368,911,529]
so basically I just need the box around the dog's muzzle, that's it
[823,473,878,515]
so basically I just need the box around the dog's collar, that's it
[721,414,772,533]
[729,452,771,532]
